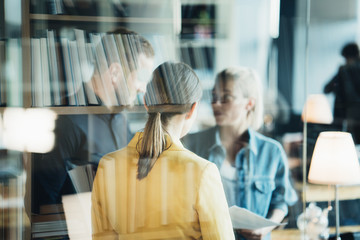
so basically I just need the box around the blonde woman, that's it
[184,67,298,240]
[91,62,235,240]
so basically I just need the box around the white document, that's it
[229,205,287,230]
[62,192,92,240]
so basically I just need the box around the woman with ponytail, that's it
[91,62,235,240]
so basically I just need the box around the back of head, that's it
[341,42,360,59]
[216,66,264,130]
[144,61,202,110]
[138,61,202,179]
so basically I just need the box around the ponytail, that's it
[137,61,202,180]
[137,112,167,179]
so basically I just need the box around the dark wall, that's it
[278,0,296,107]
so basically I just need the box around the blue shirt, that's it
[183,127,298,239]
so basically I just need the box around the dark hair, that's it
[341,42,359,59]
[103,27,154,71]
[137,62,202,180]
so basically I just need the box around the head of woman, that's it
[211,67,263,131]
[138,61,202,179]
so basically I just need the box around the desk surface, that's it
[272,225,360,240]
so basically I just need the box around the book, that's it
[103,34,129,105]
[74,29,99,105]
[48,0,65,14]
[85,41,101,104]
[31,38,44,107]
[114,33,131,104]
[40,37,53,106]
[90,33,119,106]
[47,30,62,106]
[68,164,95,193]
[55,39,68,105]
[68,40,87,106]
[60,38,77,106]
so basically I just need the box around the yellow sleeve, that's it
[196,162,235,240]
[91,166,117,240]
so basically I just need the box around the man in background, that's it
[324,42,360,144]
[31,28,154,214]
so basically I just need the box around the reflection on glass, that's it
[5,0,360,239]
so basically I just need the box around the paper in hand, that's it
[229,205,287,230]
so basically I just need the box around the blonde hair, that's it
[137,62,202,179]
[215,67,264,130]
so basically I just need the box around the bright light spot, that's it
[2,108,57,153]
[270,0,280,39]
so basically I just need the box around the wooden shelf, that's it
[181,19,216,24]
[29,14,173,24]
[26,105,146,115]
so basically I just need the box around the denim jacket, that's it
[183,126,298,218]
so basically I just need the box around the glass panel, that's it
[302,0,360,239]
[1,0,341,239]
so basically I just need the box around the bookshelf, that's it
[21,0,179,112]
[16,0,231,113]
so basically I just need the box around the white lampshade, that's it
[308,131,360,185]
[302,94,333,124]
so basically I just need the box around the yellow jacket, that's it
[92,132,235,240]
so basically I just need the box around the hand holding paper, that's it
[229,206,287,230]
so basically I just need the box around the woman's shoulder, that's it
[97,145,136,167]
[166,146,214,170]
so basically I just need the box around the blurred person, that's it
[31,28,155,214]
[324,42,360,144]
[92,62,235,239]
[183,67,298,240]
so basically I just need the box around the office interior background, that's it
[1,0,360,239]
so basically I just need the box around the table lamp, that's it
[301,94,333,124]
[308,131,360,240]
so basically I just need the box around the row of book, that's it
[31,165,95,239]
[31,0,130,16]
[30,0,172,18]
[4,32,215,108]
[31,29,96,107]
[32,204,68,239]
[30,28,149,107]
